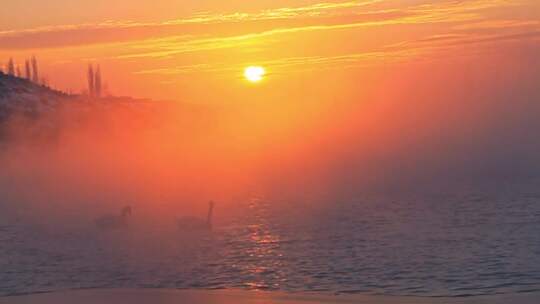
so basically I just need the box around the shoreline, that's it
[1,289,539,304]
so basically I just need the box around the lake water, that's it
[2,188,540,297]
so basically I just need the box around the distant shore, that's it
[1,289,539,304]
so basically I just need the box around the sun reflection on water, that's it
[237,199,287,290]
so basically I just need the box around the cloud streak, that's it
[0,1,384,50]
[1,0,537,86]
[0,0,519,51]
[115,0,527,61]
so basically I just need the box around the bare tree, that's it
[88,64,95,97]
[7,58,15,76]
[95,64,102,98]
[25,60,31,80]
[31,56,39,83]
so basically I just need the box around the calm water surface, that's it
[1,190,540,297]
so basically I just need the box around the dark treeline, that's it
[1,57,107,97]
[87,64,103,98]
[1,57,41,85]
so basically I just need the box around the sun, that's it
[244,66,266,83]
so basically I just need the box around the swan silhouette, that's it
[95,206,132,230]
[177,201,215,231]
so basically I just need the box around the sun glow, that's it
[244,66,266,83]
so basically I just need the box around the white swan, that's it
[177,201,215,231]
[95,206,132,230]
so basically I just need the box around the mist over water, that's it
[1,54,540,297]
[2,192,540,297]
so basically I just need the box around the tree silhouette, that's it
[31,56,39,83]
[25,60,31,80]
[7,58,15,76]
[88,64,95,97]
[95,64,102,98]
[16,66,21,77]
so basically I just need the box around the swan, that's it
[95,205,132,230]
[177,201,215,231]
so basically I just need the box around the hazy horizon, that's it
[1,0,540,300]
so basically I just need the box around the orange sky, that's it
[0,1,539,211]
[0,0,538,103]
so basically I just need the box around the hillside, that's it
[0,72,170,144]
[0,72,71,121]
[0,72,213,146]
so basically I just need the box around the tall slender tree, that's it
[31,56,39,83]
[16,66,21,77]
[88,64,95,97]
[7,58,15,76]
[25,60,31,80]
[95,64,102,98]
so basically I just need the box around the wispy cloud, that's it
[133,5,540,78]
[0,1,384,50]
[172,0,385,23]
[117,0,521,59]
[134,46,430,77]
[1,0,537,80]
[453,19,540,30]
[117,10,411,59]
[0,0,518,51]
